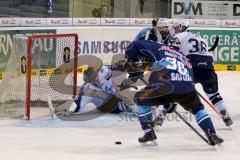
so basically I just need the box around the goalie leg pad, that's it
[97,95,119,113]
[69,102,78,113]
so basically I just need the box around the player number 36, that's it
[165,57,188,75]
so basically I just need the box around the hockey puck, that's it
[115,141,122,145]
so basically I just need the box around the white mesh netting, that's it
[0,34,77,119]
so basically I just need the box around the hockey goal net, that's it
[0,34,78,120]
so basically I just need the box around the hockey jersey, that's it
[97,65,116,94]
[134,27,160,42]
[125,40,194,94]
[173,32,214,70]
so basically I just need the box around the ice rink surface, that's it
[0,72,240,160]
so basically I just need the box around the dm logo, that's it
[174,2,203,16]
[233,4,240,16]
[63,47,70,63]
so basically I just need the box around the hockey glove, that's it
[118,78,134,91]
[107,60,130,72]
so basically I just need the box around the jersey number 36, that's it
[188,38,207,53]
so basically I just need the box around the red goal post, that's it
[25,34,78,120]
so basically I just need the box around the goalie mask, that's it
[83,67,98,83]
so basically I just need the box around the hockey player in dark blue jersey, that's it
[119,40,223,146]
[135,18,176,126]
[134,17,159,41]
[134,18,171,44]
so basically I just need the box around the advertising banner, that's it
[0,18,20,27]
[1,17,240,28]
[191,29,240,70]
[20,18,46,26]
[46,18,72,26]
[57,27,142,64]
[1,27,239,71]
[57,27,240,70]
[101,18,130,25]
[129,18,152,26]
[73,18,100,26]
[172,0,240,20]
[190,19,221,27]
[0,30,56,72]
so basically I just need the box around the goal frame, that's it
[26,33,78,120]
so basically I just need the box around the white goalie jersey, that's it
[97,65,116,94]
[173,32,212,57]
[68,65,117,114]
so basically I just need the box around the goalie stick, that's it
[208,36,219,52]
[139,77,209,145]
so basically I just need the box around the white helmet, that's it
[171,19,181,28]
[157,18,169,27]
[180,19,189,28]
[172,19,189,33]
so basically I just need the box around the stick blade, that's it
[208,36,219,51]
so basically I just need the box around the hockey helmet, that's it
[157,18,169,35]
[157,18,169,27]
[83,67,98,83]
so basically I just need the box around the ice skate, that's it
[138,130,158,145]
[220,110,233,127]
[204,129,224,147]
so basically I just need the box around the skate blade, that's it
[151,140,158,146]
[153,126,160,132]
[140,140,158,146]
[228,126,233,130]
[52,113,58,119]
[214,143,224,151]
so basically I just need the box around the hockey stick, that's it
[139,77,209,145]
[208,36,219,52]
[197,91,219,115]
[181,26,189,33]
[173,110,209,144]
